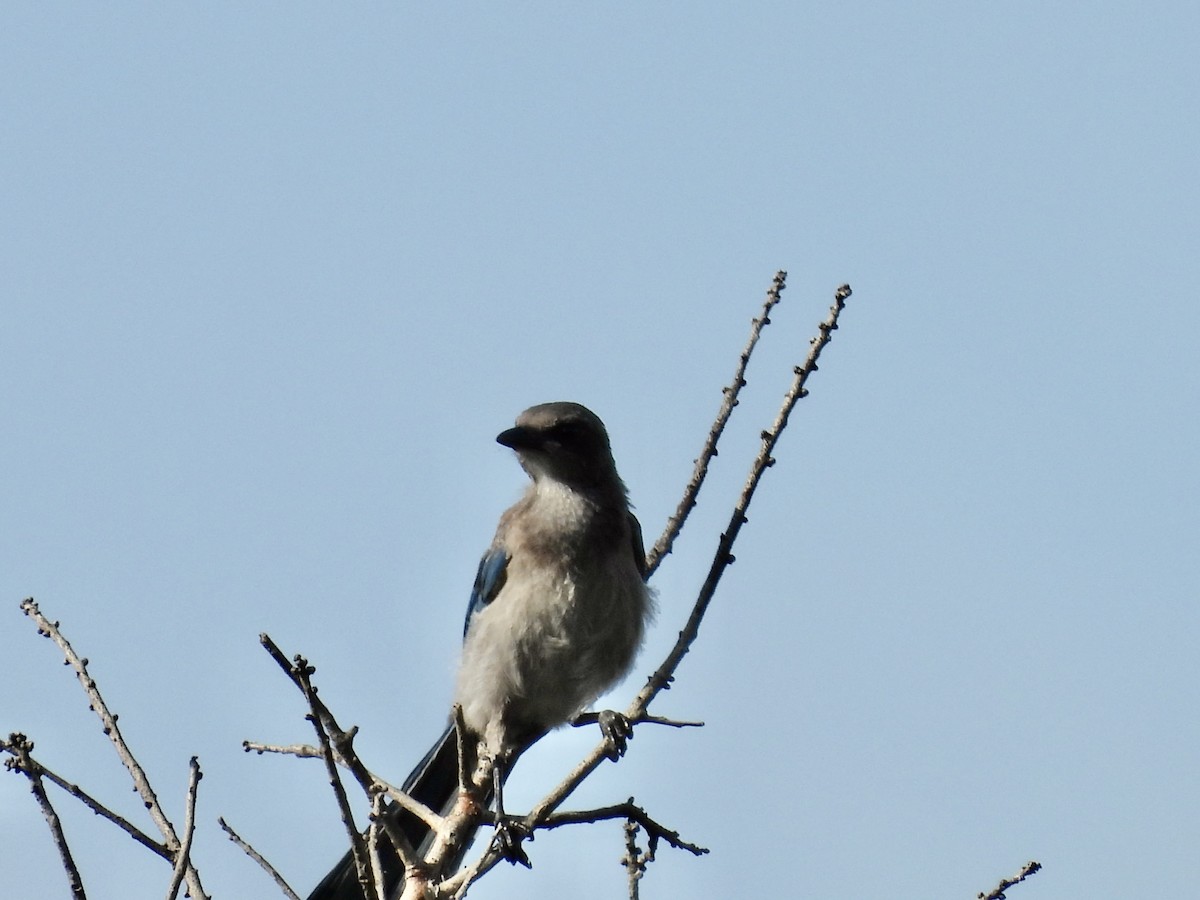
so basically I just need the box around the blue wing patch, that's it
[464,546,510,638]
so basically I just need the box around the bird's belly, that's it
[454,562,644,739]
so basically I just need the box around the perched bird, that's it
[308,402,652,900]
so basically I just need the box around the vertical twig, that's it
[166,757,202,900]
[367,791,387,900]
[621,816,650,900]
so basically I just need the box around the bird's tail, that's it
[306,724,479,900]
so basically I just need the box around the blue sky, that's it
[3,3,1198,898]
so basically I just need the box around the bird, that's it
[307,401,652,900]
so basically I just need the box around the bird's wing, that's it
[463,545,510,638]
[628,511,649,581]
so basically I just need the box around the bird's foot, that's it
[598,709,633,761]
[490,816,532,868]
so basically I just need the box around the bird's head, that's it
[497,402,619,491]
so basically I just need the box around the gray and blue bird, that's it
[308,402,651,900]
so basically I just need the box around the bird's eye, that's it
[548,421,590,448]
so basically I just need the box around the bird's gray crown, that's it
[496,402,618,490]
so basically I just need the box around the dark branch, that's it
[219,817,301,900]
[978,860,1043,900]
[538,799,708,857]
[2,733,87,900]
[10,747,170,858]
[645,270,788,576]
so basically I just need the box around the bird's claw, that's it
[491,816,532,868]
[598,709,633,760]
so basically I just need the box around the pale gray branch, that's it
[165,757,202,900]
[19,599,209,900]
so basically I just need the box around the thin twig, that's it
[218,817,301,900]
[3,733,87,900]
[245,736,436,838]
[571,711,704,730]
[580,285,854,801]
[290,650,377,900]
[259,635,377,792]
[538,800,708,856]
[645,270,788,576]
[634,283,853,714]
[978,860,1043,900]
[367,791,387,900]
[19,599,209,900]
[622,817,646,900]
[166,757,202,900]
[243,740,325,758]
[259,634,427,867]
[23,753,169,857]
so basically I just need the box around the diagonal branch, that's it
[14,750,169,858]
[646,270,788,577]
[219,817,301,900]
[258,633,425,892]
[635,284,851,712]
[537,799,708,857]
[978,860,1043,900]
[268,641,378,900]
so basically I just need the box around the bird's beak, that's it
[496,426,540,450]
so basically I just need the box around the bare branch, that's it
[19,599,209,900]
[646,270,788,576]
[367,791,388,900]
[623,816,647,900]
[14,750,170,857]
[282,646,376,900]
[243,739,325,759]
[258,634,375,790]
[165,757,202,900]
[370,780,442,839]
[3,733,87,900]
[218,817,301,900]
[978,860,1043,900]
[634,283,852,715]
[538,799,708,857]
[259,634,432,876]
[570,711,703,730]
